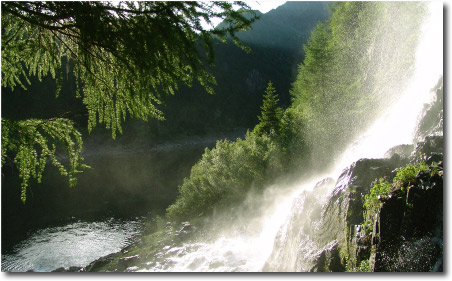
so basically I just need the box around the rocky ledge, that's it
[263,135,443,272]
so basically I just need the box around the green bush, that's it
[345,256,370,272]
[363,178,392,221]
[362,161,431,232]
[393,161,429,191]
[166,131,282,221]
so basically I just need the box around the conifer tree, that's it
[254,81,282,137]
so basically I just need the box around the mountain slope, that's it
[161,1,332,135]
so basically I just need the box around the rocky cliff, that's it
[264,78,443,272]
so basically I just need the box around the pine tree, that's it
[254,81,282,137]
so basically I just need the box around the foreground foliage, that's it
[1,1,258,200]
[1,118,90,203]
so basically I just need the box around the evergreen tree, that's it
[1,1,258,202]
[254,81,282,137]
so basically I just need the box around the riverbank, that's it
[1,128,247,272]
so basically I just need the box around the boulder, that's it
[384,144,414,159]
[413,135,443,161]
[52,266,83,272]
[309,240,344,272]
[117,255,141,272]
[83,253,117,272]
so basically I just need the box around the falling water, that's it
[333,1,443,179]
[136,2,442,272]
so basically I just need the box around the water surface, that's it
[2,217,142,272]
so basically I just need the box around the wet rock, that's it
[52,266,83,272]
[117,255,140,271]
[264,132,443,272]
[125,266,139,272]
[425,153,442,166]
[414,78,443,141]
[413,135,443,162]
[370,160,443,272]
[174,221,196,240]
[262,177,335,272]
[319,157,403,251]
[188,256,206,270]
[83,253,116,272]
[309,240,344,272]
[179,221,194,232]
[384,144,414,159]
[52,267,66,272]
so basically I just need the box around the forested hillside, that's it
[156,1,332,135]
[289,1,426,169]
[1,2,331,139]
[166,1,427,222]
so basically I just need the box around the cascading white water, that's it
[332,1,443,179]
[138,2,442,272]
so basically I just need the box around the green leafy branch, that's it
[1,118,90,203]
[1,1,258,200]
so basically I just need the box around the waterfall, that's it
[137,2,442,272]
[264,1,443,272]
[332,1,443,179]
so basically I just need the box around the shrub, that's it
[345,256,370,272]
[362,161,431,232]
[393,161,429,191]
[166,131,282,221]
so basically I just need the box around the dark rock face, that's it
[309,240,344,272]
[263,156,406,272]
[414,135,443,162]
[414,77,443,142]
[370,157,443,272]
[317,155,407,263]
[263,133,443,272]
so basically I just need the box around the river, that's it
[2,216,143,272]
[1,129,246,272]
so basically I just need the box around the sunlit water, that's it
[1,217,142,272]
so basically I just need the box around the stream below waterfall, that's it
[1,216,143,272]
